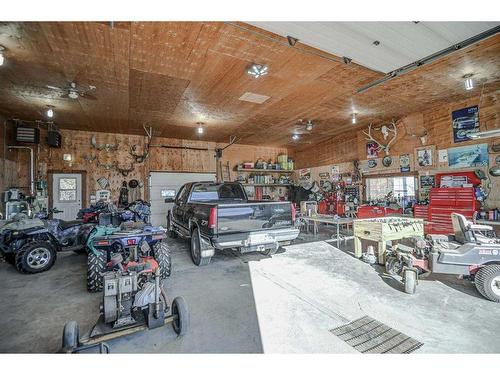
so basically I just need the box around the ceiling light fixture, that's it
[352,113,357,124]
[292,134,300,141]
[0,45,5,66]
[46,107,54,118]
[305,120,313,131]
[196,122,204,135]
[247,64,268,79]
[463,74,474,91]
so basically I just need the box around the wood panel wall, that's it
[3,126,289,205]
[295,89,500,208]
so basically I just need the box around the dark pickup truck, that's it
[165,181,299,266]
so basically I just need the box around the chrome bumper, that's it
[212,228,300,249]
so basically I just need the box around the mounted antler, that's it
[363,120,397,155]
[130,125,153,163]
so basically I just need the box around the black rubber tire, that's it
[62,321,80,352]
[167,212,178,238]
[385,256,402,276]
[87,250,106,293]
[263,247,277,256]
[154,241,171,278]
[171,296,189,336]
[15,241,57,274]
[190,227,211,266]
[474,265,500,303]
[404,269,417,295]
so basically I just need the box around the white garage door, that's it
[149,171,216,226]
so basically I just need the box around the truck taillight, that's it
[291,203,296,222]
[208,207,217,229]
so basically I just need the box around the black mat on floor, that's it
[330,315,423,354]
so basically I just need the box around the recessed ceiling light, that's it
[292,134,300,141]
[463,74,474,91]
[247,64,268,79]
[46,107,54,118]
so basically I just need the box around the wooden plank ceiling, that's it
[0,21,498,148]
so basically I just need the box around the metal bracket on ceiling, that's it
[357,25,500,94]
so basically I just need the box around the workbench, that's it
[353,217,424,264]
[300,215,354,248]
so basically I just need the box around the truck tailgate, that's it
[216,202,294,234]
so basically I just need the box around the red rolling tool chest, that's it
[416,188,479,234]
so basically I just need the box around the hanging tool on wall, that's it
[82,154,97,164]
[130,125,153,163]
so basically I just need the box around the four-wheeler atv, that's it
[385,213,500,302]
[0,209,95,274]
[61,257,188,353]
[86,223,170,292]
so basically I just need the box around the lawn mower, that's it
[86,223,170,292]
[385,213,500,302]
[0,209,95,274]
[60,259,188,353]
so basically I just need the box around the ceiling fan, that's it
[46,82,97,100]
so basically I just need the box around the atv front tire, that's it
[15,241,57,274]
[154,241,171,278]
[87,250,106,293]
[474,265,500,303]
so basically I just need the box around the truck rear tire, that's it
[190,227,211,266]
[154,241,171,278]
[404,269,417,295]
[474,265,500,303]
[87,250,106,292]
[263,247,277,256]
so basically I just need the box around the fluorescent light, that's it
[46,108,54,118]
[463,74,474,91]
[305,120,313,131]
[352,113,357,124]
[468,129,500,139]
[465,78,474,90]
[196,122,204,134]
[0,53,4,66]
[292,134,300,141]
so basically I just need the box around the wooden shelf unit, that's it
[236,168,295,173]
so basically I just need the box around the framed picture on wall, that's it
[414,145,436,170]
[451,105,479,143]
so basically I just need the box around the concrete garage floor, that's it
[0,233,499,353]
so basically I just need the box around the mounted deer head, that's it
[363,120,397,155]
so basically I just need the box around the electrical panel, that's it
[47,130,62,148]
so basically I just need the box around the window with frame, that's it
[58,177,77,202]
[365,175,416,201]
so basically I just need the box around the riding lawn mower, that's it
[61,256,188,353]
[385,213,500,302]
